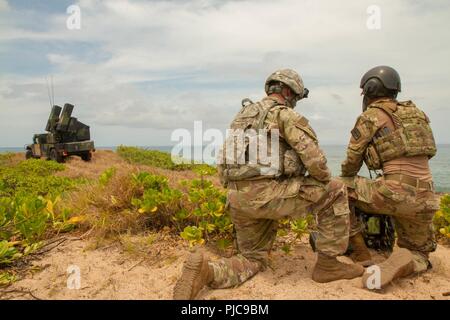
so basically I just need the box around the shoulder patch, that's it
[296,116,309,127]
[294,116,317,141]
[351,127,361,141]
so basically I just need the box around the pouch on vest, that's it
[283,149,306,177]
[366,101,437,166]
[364,144,382,170]
[220,99,306,183]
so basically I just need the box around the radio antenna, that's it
[51,75,55,106]
[45,77,53,108]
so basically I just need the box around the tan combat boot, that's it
[362,248,415,290]
[173,250,214,300]
[349,233,373,267]
[312,253,365,283]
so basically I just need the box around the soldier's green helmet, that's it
[360,66,401,99]
[265,69,309,99]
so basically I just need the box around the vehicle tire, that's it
[81,152,92,162]
[25,149,33,160]
[49,149,64,163]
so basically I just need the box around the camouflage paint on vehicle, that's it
[25,103,95,163]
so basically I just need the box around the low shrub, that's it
[116,145,217,174]
[0,159,83,198]
[68,166,232,248]
[434,194,450,242]
[0,159,85,268]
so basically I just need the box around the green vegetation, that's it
[116,145,216,174]
[0,153,13,166]
[178,178,231,247]
[0,159,85,268]
[0,270,16,286]
[434,194,450,241]
[68,167,233,249]
[0,159,81,198]
[117,145,186,170]
[277,215,314,255]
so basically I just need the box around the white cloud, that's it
[1,0,450,146]
[0,0,9,11]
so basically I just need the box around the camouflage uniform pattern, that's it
[265,69,306,97]
[341,99,436,175]
[210,96,351,289]
[340,175,438,272]
[341,98,438,272]
[209,254,261,289]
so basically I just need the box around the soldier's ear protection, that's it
[362,78,398,99]
[268,82,309,102]
[302,88,309,99]
[361,78,398,111]
[267,82,283,94]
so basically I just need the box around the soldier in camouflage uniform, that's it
[173,69,364,300]
[340,66,439,289]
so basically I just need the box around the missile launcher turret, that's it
[25,103,95,163]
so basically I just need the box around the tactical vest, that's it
[218,98,305,184]
[364,100,437,170]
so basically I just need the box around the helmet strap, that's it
[362,96,370,112]
[280,83,298,108]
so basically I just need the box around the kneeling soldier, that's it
[174,69,364,300]
[341,66,439,289]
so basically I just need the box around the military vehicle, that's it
[25,103,95,163]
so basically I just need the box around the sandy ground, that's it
[1,151,449,300]
[2,236,449,300]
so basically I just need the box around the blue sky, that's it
[1,0,450,147]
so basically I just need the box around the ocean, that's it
[1,145,449,192]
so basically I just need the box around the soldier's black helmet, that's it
[360,66,401,99]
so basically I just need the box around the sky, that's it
[1,0,449,147]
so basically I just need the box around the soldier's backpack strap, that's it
[241,98,254,108]
[369,100,401,129]
[398,100,415,107]
[256,99,280,130]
